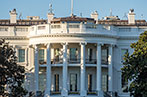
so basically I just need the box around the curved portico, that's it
[31,39,115,97]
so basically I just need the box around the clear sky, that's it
[0,0,147,20]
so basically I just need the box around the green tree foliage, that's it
[122,31,147,97]
[0,39,27,97]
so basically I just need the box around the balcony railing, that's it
[68,90,80,95]
[87,90,97,95]
[68,58,80,64]
[50,90,61,95]
[85,59,97,64]
[51,59,63,64]
[38,59,108,65]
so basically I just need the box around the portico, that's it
[33,42,114,97]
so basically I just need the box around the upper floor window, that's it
[38,26,46,30]
[38,49,45,64]
[0,28,8,31]
[86,25,97,29]
[121,49,128,62]
[51,25,61,29]
[101,48,108,64]
[68,25,79,28]
[70,48,78,61]
[18,49,25,62]
[16,28,28,32]
[119,28,131,32]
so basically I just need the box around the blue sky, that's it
[0,0,147,20]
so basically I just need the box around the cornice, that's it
[29,33,118,39]
[0,36,29,40]
[118,36,139,40]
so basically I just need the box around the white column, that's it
[97,43,103,96]
[108,44,113,92]
[45,43,51,96]
[34,45,39,92]
[80,42,87,96]
[61,43,68,96]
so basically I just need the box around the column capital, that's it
[97,42,103,46]
[61,42,68,46]
[80,42,87,45]
[109,43,116,47]
[45,43,51,48]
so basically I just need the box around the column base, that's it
[80,90,87,96]
[98,91,104,97]
[44,90,50,97]
[61,89,68,96]
[44,94,50,97]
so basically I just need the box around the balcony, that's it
[50,90,61,95]
[51,59,63,64]
[85,59,97,64]
[68,58,80,64]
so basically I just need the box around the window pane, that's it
[70,74,77,91]
[18,49,25,62]
[88,74,92,91]
[39,49,44,63]
[70,48,77,60]
[101,48,108,64]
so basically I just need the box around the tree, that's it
[121,31,147,97]
[0,39,27,97]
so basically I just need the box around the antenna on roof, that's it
[122,13,128,20]
[141,14,143,20]
[19,12,22,20]
[71,0,74,16]
[110,8,112,16]
[49,4,53,13]
[80,13,82,17]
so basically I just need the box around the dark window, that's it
[54,74,59,91]
[101,48,108,64]
[88,74,92,91]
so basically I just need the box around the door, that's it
[70,74,77,91]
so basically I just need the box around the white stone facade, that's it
[0,8,147,97]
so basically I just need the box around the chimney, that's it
[47,13,54,23]
[128,9,135,24]
[91,11,98,23]
[9,9,17,24]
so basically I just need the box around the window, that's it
[54,48,60,61]
[88,48,93,61]
[101,48,108,64]
[38,49,45,64]
[88,74,92,92]
[54,74,59,91]
[102,75,108,92]
[119,28,131,32]
[15,28,28,32]
[18,49,25,62]
[70,48,78,61]
[38,26,45,30]
[121,49,128,62]
[70,74,77,91]
[68,25,79,28]
[86,25,97,29]
[0,28,8,31]
[51,25,61,29]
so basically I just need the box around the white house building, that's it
[0,7,147,97]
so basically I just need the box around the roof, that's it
[51,15,95,23]
[0,19,47,26]
[0,17,147,26]
[98,20,147,26]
